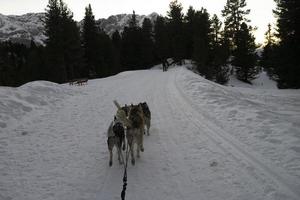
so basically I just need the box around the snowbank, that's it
[228,70,278,89]
[1,67,299,200]
[178,67,300,181]
[0,81,75,129]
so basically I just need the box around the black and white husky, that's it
[140,102,151,135]
[107,117,125,167]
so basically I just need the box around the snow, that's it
[0,13,45,45]
[228,70,278,89]
[1,67,299,200]
[0,12,158,45]
[97,13,158,36]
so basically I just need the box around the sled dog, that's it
[121,104,130,117]
[76,78,88,86]
[107,117,125,166]
[127,104,145,165]
[140,102,151,135]
[113,100,145,165]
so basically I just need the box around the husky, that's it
[140,102,151,135]
[76,78,88,86]
[126,104,145,165]
[121,104,130,117]
[107,117,125,167]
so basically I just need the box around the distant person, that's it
[162,59,168,72]
[162,62,166,72]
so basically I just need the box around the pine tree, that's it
[184,6,196,59]
[82,4,116,78]
[272,0,300,88]
[95,30,114,77]
[265,23,275,45]
[22,41,45,83]
[221,0,250,50]
[0,43,6,85]
[112,30,122,74]
[59,0,84,80]
[129,10,137,28]
[233,22,258,83]
[44,0,83,83]
[82,4,98,77]
[0,41,31,86]
[0,42,17,86]
[260,23,276,79]
[192,8,212,79]
[121,11,143,70]
[0,42,5,85]
[1,0,84,86]
[167,0,185,64]
[154,16,169,64]
[45,0,61,48]
[44,0,66,83]
[211,14,222,45]
[141,18,155,68]
[210,14,230,84]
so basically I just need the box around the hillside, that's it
[0,13,45,45]
[0,66,299,200]
[0,12,158,45]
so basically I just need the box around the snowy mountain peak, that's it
[0,12,159,45]
[0,13,45,46]
[96,12,158,35]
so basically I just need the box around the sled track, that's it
[158,75,208,200]
[169,69,300,200]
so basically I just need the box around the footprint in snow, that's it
[210,161,218,167]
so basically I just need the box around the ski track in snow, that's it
[170,68,300,199]
[0,67,299,200]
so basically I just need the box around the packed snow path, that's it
[1,67,300,200]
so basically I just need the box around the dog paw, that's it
[109,161,112,167]
[131,159,135,165]
[140,147,144,152]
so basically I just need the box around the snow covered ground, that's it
[0,66,299,200]
[228,70,278,89]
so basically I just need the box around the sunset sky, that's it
[0,0,277,44]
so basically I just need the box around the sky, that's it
[0,0,277,44]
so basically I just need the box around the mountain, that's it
[0,13,45,46]
[0,12,159,46]
[95,12,158,35]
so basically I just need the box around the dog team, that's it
[107,101,151,166]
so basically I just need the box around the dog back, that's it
[113,122,125,138]
[107,120,125,149]
[121,105,130,117]
[128,105,144,128]
[141,102,151,119]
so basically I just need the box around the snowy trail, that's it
[169,68,300,199]
[1,67,299,200]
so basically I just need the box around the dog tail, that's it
[113,100,121,109]
[113,100,132,128]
